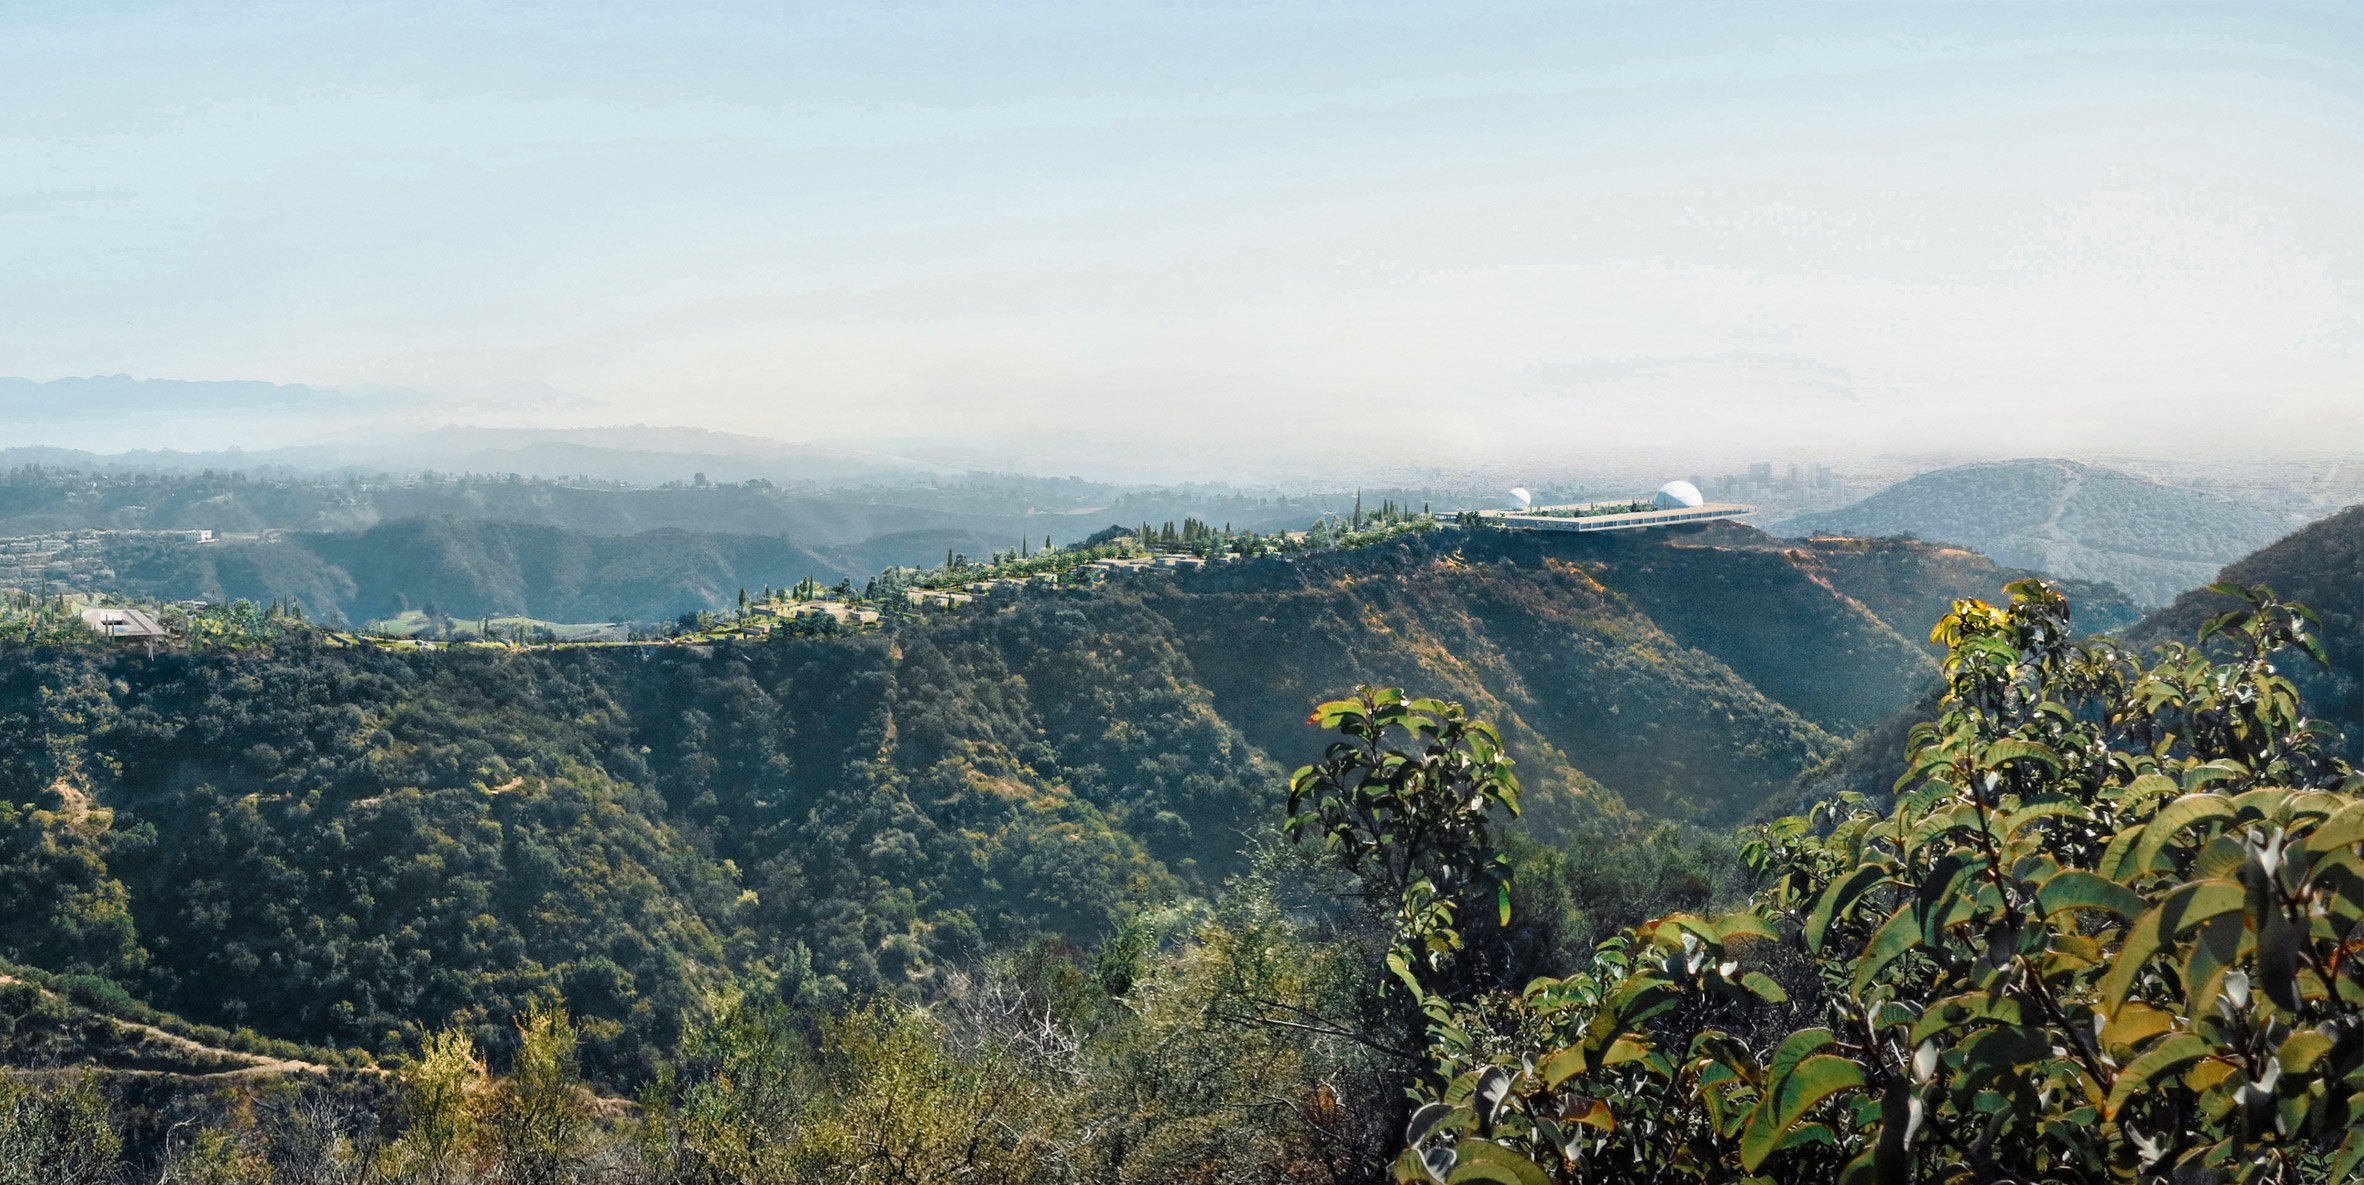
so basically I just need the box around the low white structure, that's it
[1470,480,1752,534]
[1651,480,1706,510]
[81,606,169,642]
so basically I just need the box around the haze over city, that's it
[7,1,2363,474]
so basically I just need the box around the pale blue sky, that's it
[4,2,2361,459]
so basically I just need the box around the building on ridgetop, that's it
[81,606,170,652]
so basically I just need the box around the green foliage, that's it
[383,1022,487,1185]
[638,983,807,1185]
[1399,581,2364,1184]
[1289,688,1522,1007]
[0,1074,120,1185]
[482,1001,592,1185]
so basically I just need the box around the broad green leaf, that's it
[2182,761,2249,790]
[1908,993,2025,1046]
[1853,906,1923,996]
[1652,912,1722,950]
[2304,800,2364,857]
[1602,1033,1653,1067]
[2097,826,2148,883]
[2179,911,2247,1017]
[2000,797,2085,842]
[2277,1029,2335,1075]
[2098,879,2245,1011]
[1763,1028,1837,1090]
[1560,1095,1615,1131]
[2130,795,2239,874]
[1741,1052,1867,1171]
[1392,1145,1438,1185]
[1540,1045,1587,1089]
[1444,1139,1553,1185]
[2035,870,2145,921]
[1979,739,2061,769]
[1714,912,1779,943]
[2099,1003,2176,1057]
[1807,865,1893,951]
[2333,1127,2364,1185]
[2258,906,2305,1012]
[2190,834,2247,881]
[1956,1026,2055,1098]
[2104,1034,2213,1118]
[1405,1101,1454,1145]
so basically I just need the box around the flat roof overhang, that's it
[1477,503,1755,533]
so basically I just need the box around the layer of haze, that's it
[5,2,2362,465]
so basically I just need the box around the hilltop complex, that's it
[1473,480,1756,533]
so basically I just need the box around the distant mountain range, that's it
[1772,458,2309,606]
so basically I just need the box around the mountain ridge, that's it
[0,522,2138,1078]
[1773,457,2306,607]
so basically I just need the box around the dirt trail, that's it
[2027,460,2085,572]
[0,973,339,1080]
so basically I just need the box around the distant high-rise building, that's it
[1748,461,1773,486]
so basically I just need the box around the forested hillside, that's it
[0,522,2111,1079]
[2133,500,2364,754]
[1790,499,2364,822]
[100,518,856,624]
[1774,457,2304,606]
[0,466,1342,612]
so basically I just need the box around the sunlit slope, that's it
[1785,501,2364,819]
[0,523,2077,1073]
[2133,501,2364,758]
[1776,458,2303,607]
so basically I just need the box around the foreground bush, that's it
[1402,582,2364,1184]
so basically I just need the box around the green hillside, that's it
[1774,457,2305,606]
[0,522,2119,1081]
[2131,500,2364,755]
[1788,499,2364,819]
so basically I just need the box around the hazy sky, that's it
[6,2,2362,461]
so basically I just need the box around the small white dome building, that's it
[1508,487,1533,511]
[1651,480,1705,510]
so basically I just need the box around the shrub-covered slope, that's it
[1774,458,2303,607]
[2131,500,2364,756]
[0,524,2081,1075]
[1789,500,2364,817]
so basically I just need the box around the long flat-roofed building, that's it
[81,605,170,643]
[1471,480,1754,534]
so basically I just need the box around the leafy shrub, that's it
[1400,582,2364,1184]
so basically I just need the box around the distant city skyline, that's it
[5,2,2363,465]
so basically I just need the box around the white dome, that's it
[1651,480,1705,510]
[1507,487,1533,511]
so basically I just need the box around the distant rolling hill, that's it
[1787,498,2364,817]
[1772,458,2307,607]
[98,518,903,624]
